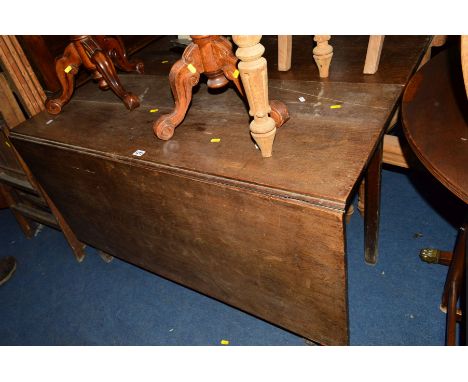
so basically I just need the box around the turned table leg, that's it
[313,35,333,78]
[364,140,383,264]
[233,35,277,158]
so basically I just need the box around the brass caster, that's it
[419,248,440,264]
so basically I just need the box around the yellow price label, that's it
[149,109,159,113]
[210,138,221,143]
[233,69,240,79]
[330,104,342,109]
[64,65,73,74]
[187,64,197,73]
[220,339,230,345]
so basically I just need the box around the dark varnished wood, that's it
[402,47,467,346]
[9,138,349,344]
[18,35,158,93]
[45,36,143,115]
[10,72,405,344]
[402,49,468,204]
[24,74,402,211]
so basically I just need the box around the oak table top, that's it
[12,74,402,212]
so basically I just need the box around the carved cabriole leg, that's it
[153,44,201,140]
[81,36,139,111]
[313,35,333,78]
[74,40,108,90]
[95,36,144,74]
[233,35,277,158]
[45,43,82,115]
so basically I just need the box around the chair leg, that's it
[278,35,292,71]
[233,35,278,158]
[363,35,385,74]
[313,35,333,78]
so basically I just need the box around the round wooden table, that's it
[402,48,467,345]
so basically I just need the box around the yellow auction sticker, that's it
[330,104,342,109]
[187,64,197,73]
[210,138,221,143]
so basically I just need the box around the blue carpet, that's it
[0,168,461,345]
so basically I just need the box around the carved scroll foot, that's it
[45,43,81,115]
[153,57,200,140]
[153,117,178,140]
[313,35,333,78]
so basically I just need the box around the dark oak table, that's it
[8,36,431,345]
[10,74,400,345]
[402,49,467,345]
